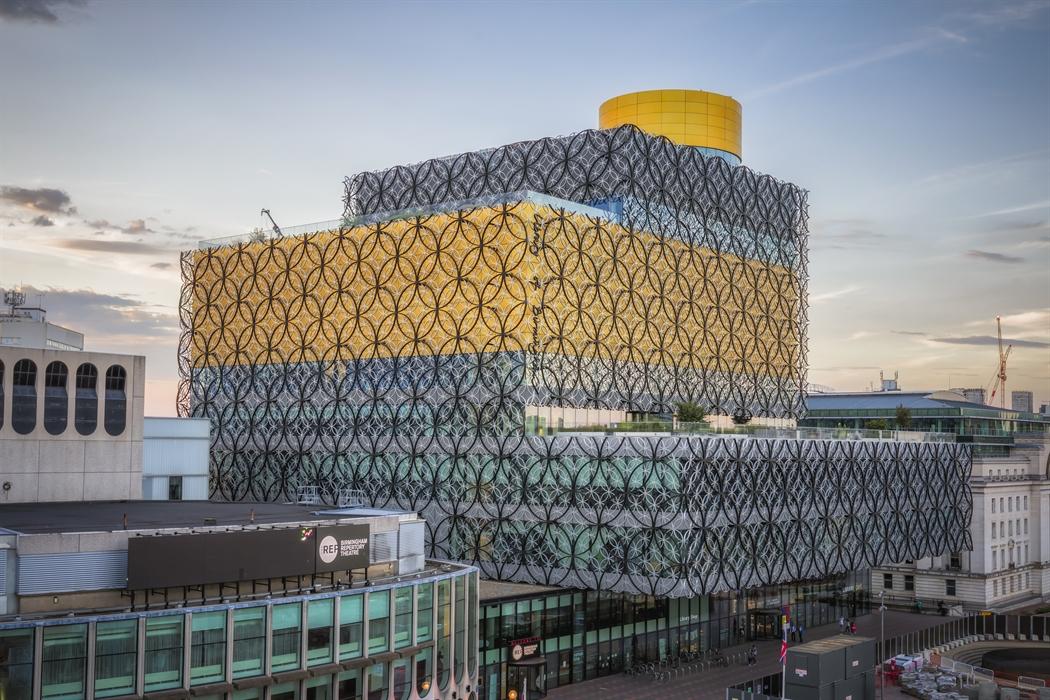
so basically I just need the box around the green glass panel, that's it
[94,620,136,699]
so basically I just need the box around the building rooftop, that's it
[807,390,1039,414]
[0,500,377,535]
[479,579,562,603]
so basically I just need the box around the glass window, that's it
[232,607,266,679]
[946,579,956,596]
[992,498,996,513]
[144,616,183,692]
[74,364,97,435]
[272,603,301,672]
[94,620,137,698]
[367,591,389,656]
[394,587,413,650]
[436,580,451,690]
[468,573,478,675]
[103,365,127,436]
[882,573,892,590]
[191,611,226,685]
[416,583,433,644]
[0,628,35,700]
[337,669,361,700]
[414,648,433,697]
[903,575,914,592]
[307,599,333,666]
[366,663,387,700]
[391,658,411,700]
[42,624,87,700]
[454,577,465,683]
[305,675,331,700]
[43,361,68,435]
[11,359,37,435]
[271,681,298,700]
[168,476,183,501]
[0,359,4,429]
[339,595,363,660]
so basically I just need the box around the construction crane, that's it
[260,209,282,237]
[986,315,1012,408]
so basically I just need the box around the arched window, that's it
[44,361,69,435]
[74,364,98,435]
[12,359,37,435]
[104,365,127,436]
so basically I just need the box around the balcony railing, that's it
[539,422,956,443]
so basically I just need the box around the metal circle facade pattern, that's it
[177,124,971,597]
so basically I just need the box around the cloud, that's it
[0,184,74,213]
[846,331,874,341]
[0,0,84,23]
[149,262,172,270]
[892,330,927,336]
[969,199,1050,218]
[931,335,1050,349]
[965,249,1024,264]
[0,284,177,339]
[810,285,861,303]
[30,214,54,227]
[121,218,153,235]
[52,239,168,255]
[810,219,889,250]
[745,29,965,99]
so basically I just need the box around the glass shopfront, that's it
[478,572,869,700]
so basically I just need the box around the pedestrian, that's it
[789,622,796,642]
[749,644,757,666]
[838,616,845,633]
[798,624,805,643]
[850,620,857,635]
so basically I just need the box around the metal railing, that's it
[728,613,1050,698]
[541,422,956,443]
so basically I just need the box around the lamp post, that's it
[878,591,886,700]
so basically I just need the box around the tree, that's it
[676,401,707,424]
[864,418,889,431]
[895,405,912,430]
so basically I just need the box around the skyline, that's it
[1,0,1048,415]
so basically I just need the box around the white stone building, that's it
[873,434,1050,612]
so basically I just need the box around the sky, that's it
[1,0,1048,416]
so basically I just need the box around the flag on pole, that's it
[779,639,788,664]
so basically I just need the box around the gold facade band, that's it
[187,202,801,378]
[598,89,742,157]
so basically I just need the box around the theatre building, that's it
[0,501,478,700]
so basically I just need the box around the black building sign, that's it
[127,523,371,589]
[509,637,542,663]
[315,524,370,573]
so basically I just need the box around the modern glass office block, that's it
[307,599,334,666]
[339,596,363,660]
[393,588,413,650]
[304,675,331,700]
[0,628,34,700]
[190,611,226,685]
[367,592,389,656]
[232,607,265,679]
[94,620,137,698]
[271,603,302,672]
[270,681,298,700]
[144,616,183,692]
[41,624,87,700]
[391,658,410,700]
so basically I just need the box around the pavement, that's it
[545,609,950,700]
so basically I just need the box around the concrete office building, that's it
[0,501,478,700]
[1012,390,1034,414]
[179,90,971,699]
[0,345,145,502]
[0,290,84,352]
[143,416,211,500]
